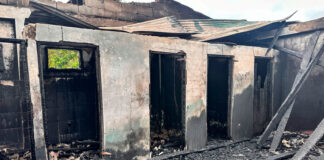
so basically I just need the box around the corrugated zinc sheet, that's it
[100,16,192,34]
[179,20,272,41]
[100,13,316,42]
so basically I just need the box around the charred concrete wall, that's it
[24,23,275,159]
[0,5,32,155]
[275,32,324,131]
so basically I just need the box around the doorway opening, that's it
[253,57,272,136]
[207,56,232,140]
[39,44,101,158]
[149,51,186,156]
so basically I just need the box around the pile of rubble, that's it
[152,131,324,160]
[47,140,108,160]
[268,131,324,159]
[151,129,184,156]
[0,146,31,160]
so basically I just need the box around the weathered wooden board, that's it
[257,42,324,146]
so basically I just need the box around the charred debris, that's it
[0,0,324,159]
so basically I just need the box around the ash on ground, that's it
[154,131,324,160]
[151,129,184,157]
[47,140,109,160]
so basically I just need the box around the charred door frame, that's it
[36,41,103,151]
[0,38,34,156]
[149,50,187,150]
[253,56,274,135]
[206,54,234,138]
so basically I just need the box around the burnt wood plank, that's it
[292,118,324,160]
[266,151,296,160]
[270,31,321,151]
[265,11,297,56]
[265,22,285,56]
[273,45,324,68]
[257,42,324,146]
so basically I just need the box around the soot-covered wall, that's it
[0,19,32,152]
[27,24,275,159]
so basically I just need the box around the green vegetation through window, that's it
[48,49,81,69]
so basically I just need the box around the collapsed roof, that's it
[100,13,324,45]
[4,0,321,47]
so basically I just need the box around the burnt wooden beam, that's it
[292,118,324,160]
[265,22,285,56]
[273,45,324,68]
[273,45,303,58]
[0,37,26,43]
[266,151,296,160]
[257,42,324,146]
[270,31,321,151]
[265,11,297,56]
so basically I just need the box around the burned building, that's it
[0,0,323,159]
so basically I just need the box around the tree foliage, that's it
[48,49,80,69]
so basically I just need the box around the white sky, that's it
[57,0,324,21]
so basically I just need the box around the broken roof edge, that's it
[29,0,98,30]
[256,16,324,40]
[200,11,298,42]
[99,17,270,39]
[98,12,299,41]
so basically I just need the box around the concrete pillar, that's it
[26,40,48,160]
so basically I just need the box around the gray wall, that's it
[24,23,275,159]
[0,5,32,153]
[275,31,324,131]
